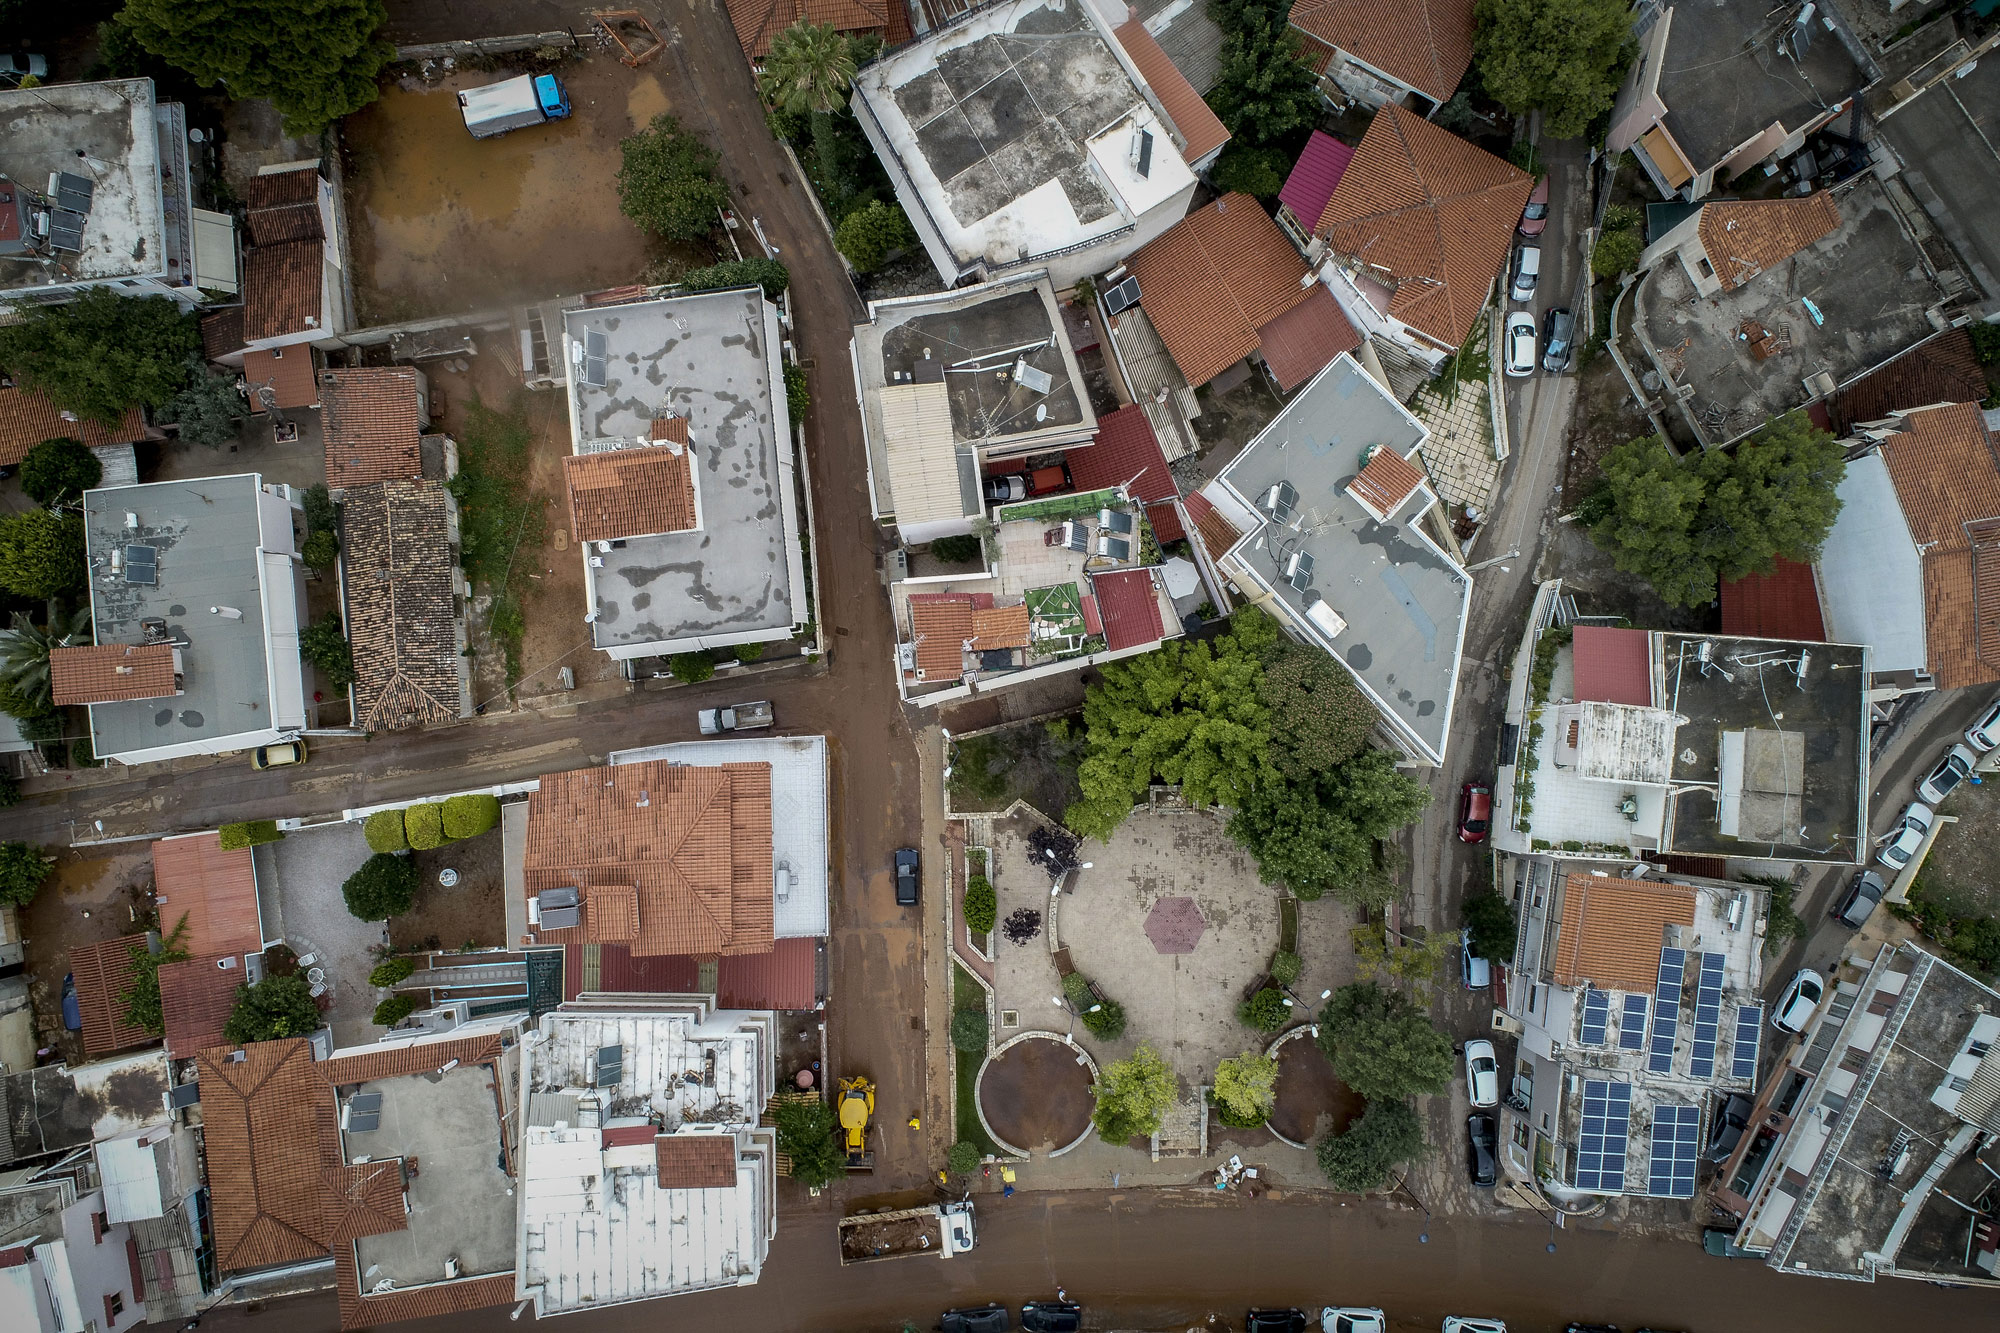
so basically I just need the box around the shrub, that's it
[1592,224,1643,279]
[123,915,190,1035]
[364,809,409,853]
[442,793,501,840]
[372,995,419,1027]
[21,437,102,506]
[403,803,447,851]
[369,957,416,988]
[300,611,355,689]
[679,257,790,298]
[0,775,17,808]
[783,361,810,428]
[736,642,765,662]
[302,529,339,570]
[773,1095,842,1188]
[963,875,997,933]
[342,852,418,921]
[1080,998,1127,1040]
[1268,950,1302,987]
[1316,1098,1426,1191]
[71,737,100,769]
[670,652,716,684]
[301,483,339,536]
[218,819,284,851]
[223,974,321,1043]
[1210,142,1289,199]
[1970,321,2000,366]
[1238,987,1290,1032]
[1213,1050,1278,1127]
[946,1140,982,1175]
[0,841,54,907]
[950,1007,989,1052]
[930,534,982,565]
[834,199,915,272]
[618,114,728,240]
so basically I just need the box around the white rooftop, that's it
[94,1129,167,1224]
[1557,701,1682,785]
[1816,451,1927,673]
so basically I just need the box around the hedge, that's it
[442,794,501,840]
[404,803,447,851]
[369,957,417,988]
[373,995,419,1027]
[364,809,409,853]
[218,819,284,851]
[963,875,997,934]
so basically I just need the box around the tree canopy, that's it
[618,114,729,241]
[20,438,102,507]
[773,1096,842,1188]
[162,367,249,447]
[1472,0,1636,139]
[1205,0,1322,150]
[1213,1049,1279,1127]
[0,288,200,424]
[0,603,92,715]
[1313,982,1455,1102]
[300,612,356,689]
[0,842,54,908]
[1091,1042,1180,1144]
[1229,750,1430,906]
[1586,415,1845,607]
[1260,643,1381,780]
[1316,1098,1426,1191]
[759,21,856,115]
[678,258,791,299]
[115,0,394,134]
[835,199,916,273]
[1462,890,1519,962]
[123,915,191,1035]
[342,852,417,921]
[0,512,87,601]
[223,973,322,1043]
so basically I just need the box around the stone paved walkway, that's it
[1412,377,1500,517]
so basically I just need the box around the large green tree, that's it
[341,852,417,921]
[222,973,321,1043]
[833,199,915,273]
[0,603,93,715]
[20,438,103,507]
[1205,0,1322,150]
[618,114,729,241]
[772,1096,842,1188]
[0,512,87,601]
[162,367,249,447]
[1091,1042,1180,1144]
[0,289,199,424]
[0,841,53,908]
[759,22,858,188]
[1213,1049,1279,1127]
[1260,643,1381,781]
[1313,982,1454,1102]
[1229,750,1430,906]
[1316,1098,1426,1191]
[115,0,394,134]
[1472,0,1636,139]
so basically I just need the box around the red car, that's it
[1458,782,1493,842]
[1517,177,1550,237]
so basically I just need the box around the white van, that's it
[1510,245,1541,302]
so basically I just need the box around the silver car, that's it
[1917,743,1978,805]
[1877,801,1934,870]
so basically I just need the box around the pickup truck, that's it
[698,700,774,734]
[836,1201,977,1265]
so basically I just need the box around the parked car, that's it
[1503,312,1538,377]
[984,464,1071,505]
[1772,968,1826,1034]
[1442,1320,1507,1333]
[1702,1225,1751,1258]
[893,848,920,906]
[1541,307,1577,373]
[1510,245,1541,302]
[1457,782,1492,842]
[1463,1037,1500,1108]
[1321,1310,1386,1333]
[940,1305,1011,1333]
[0,54,48,83]
[1832,869,1886,929]
[1246,1311,1308,1333]
[1466,1113,1498,1187]
[1706,1091,1753,1161]
[1562,1325,1619,1333]
[1518,178,1550,236]
[1964,695,2000,751]
[61,973,80,1031]
[1876,801,1935,870]
[1461,934,1492,991]
[1020,1303,1082,1333]
[252,739,307,769]
[1917,742,1978,804]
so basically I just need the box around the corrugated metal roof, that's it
[1721,558,1826,643]
[1571,626,1655,707]
[716,937,819,1010]
[152,831,263,959]
[1279,131,1356,232]
[880,381,968,527]
[1093,569,1166,650]
[69,935,154,1057]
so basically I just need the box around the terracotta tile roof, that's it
[564,446,698,543]
[908,594,976,679]
[1184,490,1242,560]
[716,936,819,1009]
[1345,446,1428,519]
[242,239,324,342]
[522,760,775,957]
[158,956,241,1059]
[1288,0,1476,104]
[1114,21,1230,163]
[244,167,324,246]
[69,935,153,1057]
[585,884,640,942]
[1067,404,1178,506]
[323,1160,410,1243]
[654,1134,739,1188]
[1256,283,1361,392]
[726,0,900,60]
[599,946,701,993]
[1570,626,1655,707]
[1280,131,1356,230]
[1316,105,1534,350]
[201,307,246,362]
[196,1039,344,1272]
[1697,193,1841,292]
[1092,569,1165,651]
[1146,501,1186,544]
[1721,557,1826,642]
[0,385,145,467]
[241,346,319,410]
[316,1031,507,1087]
[1834,327,1988,432]
[321,368,424,489]
[49,643,177,706]
[332,1252,515,1331]
[1126,194,1316,387]
[152,831,262,958]
[340,480,466,731]
[1551,874,1698,991]
[1874,402,2000,688]
[971,604,1031,649]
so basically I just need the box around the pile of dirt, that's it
[838,1212,939,1262]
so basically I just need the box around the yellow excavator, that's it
[838,1075,876,1172]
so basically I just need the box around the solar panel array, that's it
[1575,1079,1633,1192]
[1687,952,1726,1079]
[1650,947,1685,1074]
[1732,1004,1764,1081]
[1579,988,1611,1046]
[1619,993,1651,1051]
[1647,1103,1701,1198]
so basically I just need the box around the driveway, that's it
[256,821,388,1047]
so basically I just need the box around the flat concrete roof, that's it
[0,79,178,294]
[1211,354,1468,761]
[853,0,1193,273]
[562,289,800,653]
[82,475,283,758]
[1657,4,1867,169]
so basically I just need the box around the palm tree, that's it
[0,602,92,715]
[759,22,859,193]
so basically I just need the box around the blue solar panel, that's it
[1732,1004,1763,1082]
[1649,947,1684,1073]
[1575,1079,1633,1192]
[1579,988,1611,1046]
[1646,1103,1702,1198]
[1619,993,1650,1051]
[1688,952,1726,1079]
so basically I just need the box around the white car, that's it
[1442,1320,1506,1333]
[1503,312,1537,377]
[1772,968,1826,1034]
[1917,742,1978,804]
[1876,801,1935,870]
[1509,244,1541,302]
[1965,696,2000,752]
[1463,1037,1500,1109]
[1322,1310,1385,1333]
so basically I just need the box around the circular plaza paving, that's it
[1268,1030,1362,1146]
[977,1035,1095,1154]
